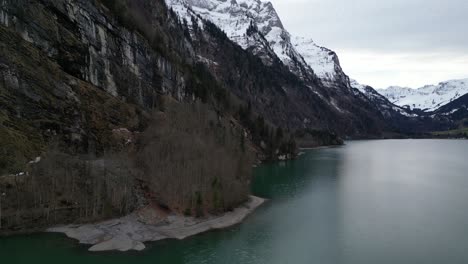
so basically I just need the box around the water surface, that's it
[2,140,468,264]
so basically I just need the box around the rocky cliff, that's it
[166,0,315,81]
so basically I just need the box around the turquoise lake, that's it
[2,140,468,264]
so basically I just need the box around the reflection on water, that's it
[2,140,468,264]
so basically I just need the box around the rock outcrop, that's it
[49,196,265,252]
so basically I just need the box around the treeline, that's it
[432,131,468,139]
[137,99,253,215]
[0,146,136,232]
[238,103,297,160]
[0,98,254,232]
[186,62,230,109]
[295,129,344,148]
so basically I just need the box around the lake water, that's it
[2,140,468,264]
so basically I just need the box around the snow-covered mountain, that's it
[377,79,468,112]
[166,0,348,89]
[167,0,312,80]
[165,0,408,136]
[292,37,350,89]
[351,79,417,118]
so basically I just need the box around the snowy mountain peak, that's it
[377,78,468,112]
[292,37,348,86]
[350,79,368,93]
[167,0,283,49]
[350,79,419,118]
[167,0,357,94]
[166,0,343,84]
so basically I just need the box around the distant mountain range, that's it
[351,78,468,132]
[377,79,468,112]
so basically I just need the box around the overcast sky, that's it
[269,0,468,88]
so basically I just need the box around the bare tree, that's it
[138,99,254,215]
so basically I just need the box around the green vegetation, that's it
[187,62,231,109]
[295,129,344,148]
[238,104,297,160]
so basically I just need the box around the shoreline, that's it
[48,195,265,252]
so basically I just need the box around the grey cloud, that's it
[268,0,468,87]
[270,0,468,53]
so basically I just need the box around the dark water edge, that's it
[2,139,468,264]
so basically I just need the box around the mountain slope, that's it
[377,79,468,112]
[166,0,392,137]
[166,0,459,136]
[351,80,416,118]
[167,0,315,82]
[167,0,353,91]
[351,80,454,133]
[433,93,468,127]
[292,36,351,90]
[190,19,387,136]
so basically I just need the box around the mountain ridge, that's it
[166,0,463,135]
[166,0,352,90]
[377,78,468,112]
[166,0,392,137]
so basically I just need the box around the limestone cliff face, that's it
[1,0,188,105]
[0,0,199,168]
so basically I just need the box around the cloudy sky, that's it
[269,0,468,88]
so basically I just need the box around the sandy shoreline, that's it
[48,196,265,252]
